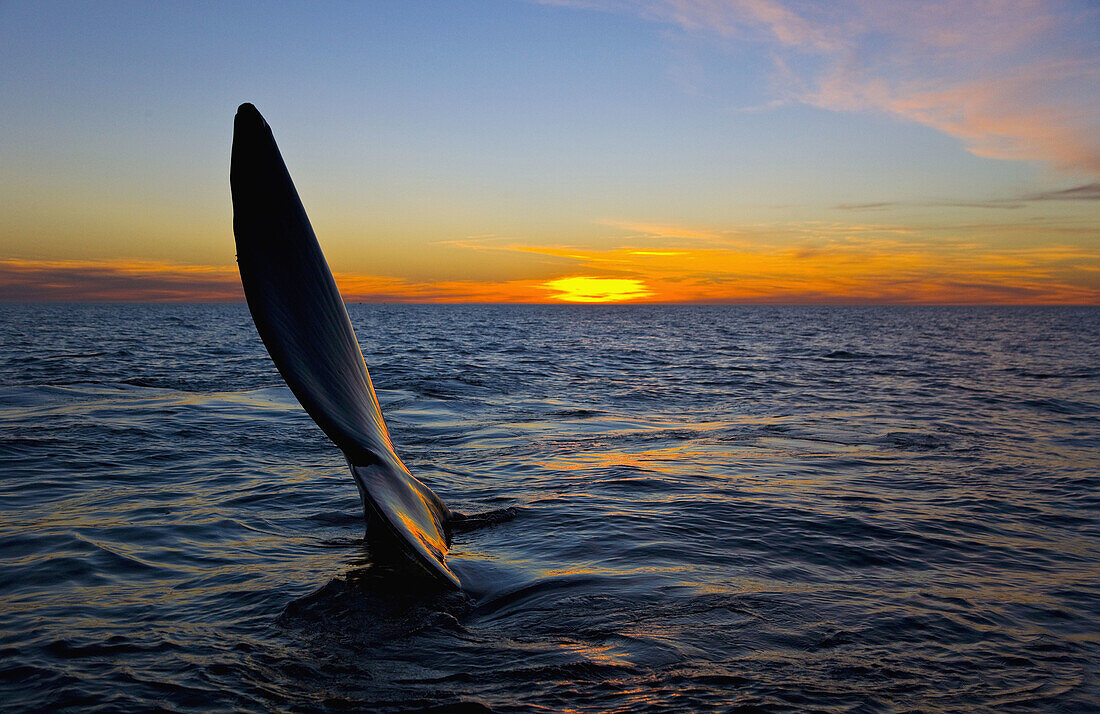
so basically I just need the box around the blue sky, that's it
[1,0,1097,302]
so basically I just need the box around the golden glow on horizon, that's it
[3,224,1099,306]
[2,0,1098,310]
[541,276,654,303]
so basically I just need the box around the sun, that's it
[542,276,654,303]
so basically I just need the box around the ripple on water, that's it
[0,304,1098,710]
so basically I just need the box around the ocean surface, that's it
[1,303,1098,712]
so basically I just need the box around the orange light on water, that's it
[541,276,653,303]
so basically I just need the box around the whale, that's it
[231,103,504,589]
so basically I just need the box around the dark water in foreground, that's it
[1,304,1098,711]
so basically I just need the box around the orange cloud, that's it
[3,230,1098,305]
[501,232,1100,304]
[574,0,1100,176]
[809,61,1100,175]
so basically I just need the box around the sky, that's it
[1,0,1098,303]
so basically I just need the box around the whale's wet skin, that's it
[2,303,1098,710]
[231,103,479,587]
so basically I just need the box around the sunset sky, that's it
[2,0,1098,303]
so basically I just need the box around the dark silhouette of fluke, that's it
[231,103,505,588]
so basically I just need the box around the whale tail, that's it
[230,103,458,588]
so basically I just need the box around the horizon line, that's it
[3,299,1098,307]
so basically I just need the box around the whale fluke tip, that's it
[234,103,268,135]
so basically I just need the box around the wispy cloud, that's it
[0,258,552,303]
[5,222,1099,304]
[598,220,728,242]
[809,57,1100,174]
[543,0,1100,176]
[0,259,244,302]
[1025,181,1100,201]
[479,219,1100,303]
[833,181,1100,210]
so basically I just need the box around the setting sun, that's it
[541,276,653,303]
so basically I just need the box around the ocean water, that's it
[0,303,1097,712]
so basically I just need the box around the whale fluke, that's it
[231,103,459,588]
